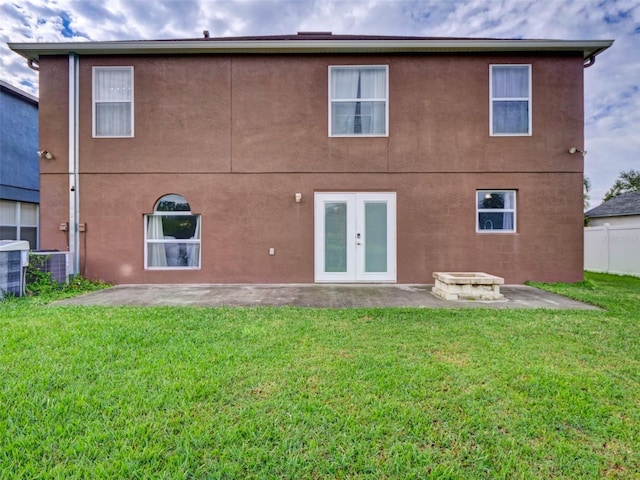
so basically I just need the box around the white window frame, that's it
[0,200,39,249]
[144,194,201,270]
[144,213,202,270]
[489,64,531,136]
[328,65,389,137]
[92,66,134,138]
[476,190,517,233]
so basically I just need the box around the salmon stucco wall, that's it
[37,53,585,284]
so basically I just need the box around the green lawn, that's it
[1,272,639,478]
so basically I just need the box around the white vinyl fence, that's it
[584,224,640,277]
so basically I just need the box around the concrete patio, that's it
[55,283,599,309]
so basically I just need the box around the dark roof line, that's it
[176,33,513,42]
[585,191,640,218]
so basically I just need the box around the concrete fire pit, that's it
[432,272,504,301]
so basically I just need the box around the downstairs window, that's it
[145,194,201,269]
[0,200,38,248]
[476,190,516,233]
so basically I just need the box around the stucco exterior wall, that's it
[0,84,39,203]
[37,52,586,284]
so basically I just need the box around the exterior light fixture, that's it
[295,193,302,203]
[568,147,587,156]
[37,150,53,159]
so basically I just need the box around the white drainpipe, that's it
[68,53,80,276]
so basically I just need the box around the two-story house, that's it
[0,80,39,249]
[9,33,612,284]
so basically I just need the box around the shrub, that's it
[25,255,109,298]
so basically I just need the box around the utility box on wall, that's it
[0,240,30,298]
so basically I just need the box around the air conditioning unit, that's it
[29,251,71,284]
[0,240,30,298]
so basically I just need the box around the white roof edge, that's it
[9,39,614,61]
[0,79,38,103]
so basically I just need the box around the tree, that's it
[603,169,640,202]
[584,176,591,226]
[583,176,591,210]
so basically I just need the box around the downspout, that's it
[68,54,80,276]
[584,55,595,68]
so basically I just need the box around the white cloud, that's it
[1,0,638,202]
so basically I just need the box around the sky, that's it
[0,0,637,205]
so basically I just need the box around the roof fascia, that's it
[9,39,614,62]
[0,79,38,104]
[587,213,640,218]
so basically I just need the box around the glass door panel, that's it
[314,193,355,282]
[324,202,348,273]
[355,193,396,282]
[364,202,387,273]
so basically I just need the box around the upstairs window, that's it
[329,66,388,136]
[476,190,516,233]
[490,65,531,136]
[93,66,134,137]
[145,194,201,269]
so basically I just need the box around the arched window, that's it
[145,194,201,269]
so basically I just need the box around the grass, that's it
[1,272,639,478]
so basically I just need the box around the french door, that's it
[314,192,396,282]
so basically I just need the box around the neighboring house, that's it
[585,191,640,227]
[0,80,39,249]
[584,191,640,277]
[9,33,612,284]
